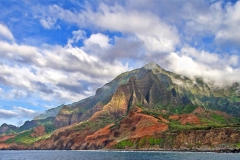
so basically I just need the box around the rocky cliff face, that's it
[173,127,240,150]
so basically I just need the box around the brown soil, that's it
[31,126,46,137]
[0,135,15,142]
[0,143,10,149]
[126,110,169,139]
[169,114,201,125]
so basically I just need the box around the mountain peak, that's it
[142,62,165,72]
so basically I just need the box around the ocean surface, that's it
[0,150,239,160]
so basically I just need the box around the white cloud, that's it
[229,55,238,66]
[84,33,111,49]
[0,64,37,90]
[67,30,86,45]
[180,47,219,65]
[183,1,223,35]
[13,106,39,118]
[166,50,240,86]
[35,3,179,53]
[8,90,28,99]
[0,109,17,118]
[0,106,39,126]
[0,24,14,41]
[177,47,240,68]
[0,41,46,66]
[86,3,179,52]
[40,18,55,29]
[215,1,240,46]
[0,31,129,104]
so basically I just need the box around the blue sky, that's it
[0,0,240,126]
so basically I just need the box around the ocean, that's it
[0,150,239,160]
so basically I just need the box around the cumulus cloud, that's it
[180,47,219,65]
[0,24,14,41]
[0,28,129,105]
[84,33,111,49]
[86,3,179,52]
[34,3,179,53]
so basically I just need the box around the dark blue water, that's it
[0,150,239,160]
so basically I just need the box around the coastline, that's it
[106,148,240,153]
[1,146,239,153]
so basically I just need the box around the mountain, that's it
[0,63,240,151]
[0,117,55,136]
[0,124,18,135]
[33,105,64,120]
[54,63,240,128]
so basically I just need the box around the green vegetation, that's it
[168,104,197,114]
[168,118,229,132]
[4,129,18,135]
[5,130,50,146]
[229,93,240,103]
[149,137,162,146]
[138,102,230,132]
[4,123,56,146]
[137,137,147,148]
[137,137,163,148]
[211,114,226,124]
[141,110,161,118]
[153,103,198,114]
[169,120,197,131]
[235,143,240,149]
[74,116,113,132]
[114,140,133,149]
[44,124,56,133]
[19,117,55,132]
[114,137,163,149]
[181,105,198,114]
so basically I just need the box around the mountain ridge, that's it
[31,63,240,126]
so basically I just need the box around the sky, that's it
[0,0,240,126]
